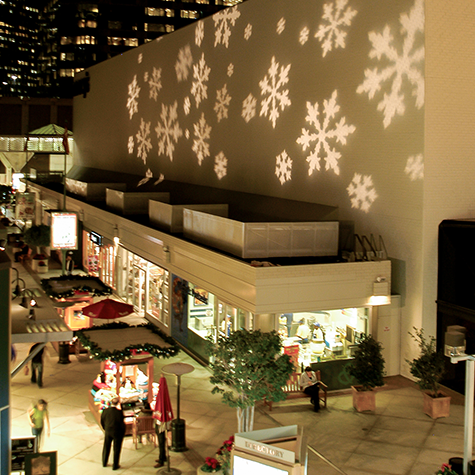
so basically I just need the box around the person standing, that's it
[101,397,126,470]
[65,252,74,275]
[150,398,167,468]
[27,399,50,451]
[300,367,320,412]
[29,343,45,388]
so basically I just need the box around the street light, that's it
[446,326,473,475]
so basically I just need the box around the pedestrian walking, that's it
[27,399,50,451]
[101,397,126,470]
[29,343,45,388]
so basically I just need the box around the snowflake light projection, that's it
[155,173,165,185]
[275,151,292,185]
[244,23,252,40]
[214,84,231,122]
[299,27,310,45]
[277,17,286,35]
[144,72,148,82]
[214,6,241,48]
[175,45,193,82]
[155,101,183,161]
[259,56,291,128]
[148,67,162,101]
[138,169,153,187]
[242,93,256,123]
[183,96,191,115]
[127,75,141,120]
[136,118,152,164]
[192,113,212,165]
[127,136,134,154]
[227,63,234,77]
[195,21,204,47]
[356,0,424,128]
[405,153,424,180]
[214,152,227,180]
[296,90,355,176]
[347,173,378,213]
[138,53,143,64]
[315,0,357,58]
[191,53,211,107]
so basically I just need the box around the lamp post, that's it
[162,362,194,452]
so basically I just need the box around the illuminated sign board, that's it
[51,212,78,250]
[90,231,102,246]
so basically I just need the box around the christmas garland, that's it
[41,275,113,299]
[74,321,180,362]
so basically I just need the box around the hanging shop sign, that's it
[90,231,103,246]
[51,211,78,250]
[15,192,35,221]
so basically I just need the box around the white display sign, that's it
[233,455,288,475]
[51,212,78,250]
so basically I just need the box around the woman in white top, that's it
[299,367,320,412]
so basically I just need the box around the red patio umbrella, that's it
[81,298,134,319]
[153,375,176,474]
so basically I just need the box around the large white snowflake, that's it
[296,90,355,176]
[275,151,292,185]
[126,75,140,120]
[127,136,134,154]
[244,23,252,40]
[175,45,193,82]
[356,0,424,128]
[192,113,212,165]
[299,27,310,45]
[191,53,211,107]
[259,56,291,128]
[214,6,241,48]
[155,101,183,161]
[183,96,191,115]
[315,0,357,58]
[214,84,231,122]
[405,153,424,180]
[195,21,204,47]
[347,173,378,213]
[242,93,256,123]
[148,67,162,101]
[136,118,152,164]
[214,152,227,180]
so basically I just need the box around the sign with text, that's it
[11,436,36,471]
[15,192,36,221]
[51,212,78,250]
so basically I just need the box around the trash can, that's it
[58,342,71,364]
[449,457,463,475]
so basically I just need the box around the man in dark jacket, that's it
[101,397,126,470]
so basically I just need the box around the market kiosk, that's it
[232,425,306,475]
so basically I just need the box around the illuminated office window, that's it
[181,10,199,19]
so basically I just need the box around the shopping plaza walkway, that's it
[8,253,472,475]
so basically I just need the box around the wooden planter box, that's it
[423,391,451,419]
[352,385,376,412]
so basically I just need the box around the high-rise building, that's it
[0,0,244,98]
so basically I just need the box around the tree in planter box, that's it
[348,334,385,412]
[407,327,450,419]
[206,329,294,433]
[23,224,51,257]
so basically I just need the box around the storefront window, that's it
[147,264,169,326]
[279,307,370,368]
[82,230,116,289]
[187,286,215,339]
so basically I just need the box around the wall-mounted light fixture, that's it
[369,276,390,306]
[113,225,120,245]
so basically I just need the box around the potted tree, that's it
[407,327,450,419]
[206,329,294,433]
[348,334,385,412]
[23,224,51,272]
